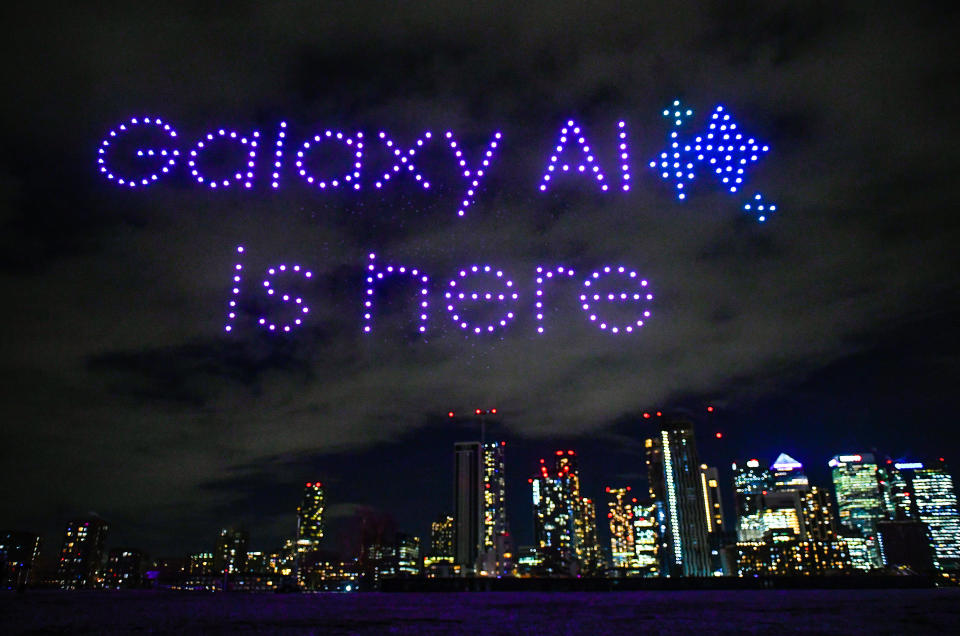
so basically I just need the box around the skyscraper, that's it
[0,531,41,590]
[104,549,144,589]
[829,453,884,568]
[296,482,325,554]
[214,528,249,575]
[770,453,809,492]
[606,487,637,572]
[645,420,711,577]
[731,458,769,541]
[427,514,454,564]
[57,517,109,589]
[632,501,660,576]
[479,441,511,576]
[911,462,960,572]
[578,496,605,575]
[531,457,574,575]
[454,441,482,574]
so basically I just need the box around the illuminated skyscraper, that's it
[578,497,604,575]
[104,549,144,589]
[770,453,809,492]
[1,532,41,590]
[296,482,325,565]
[427,514,455,565]
[732,458,769,541]
[531,465,572,575]
[878,461,916,520]
[606,487,638,572]
[57,517,108,589]
[829,453,884,568]
[479,441,511,576]
[699,465,726,534]
[454,441,482,574]
[396,534,421,576]
[214,528,249,575]
[911,462,960,572]
[645,421,711,576]
[632,501,660,576]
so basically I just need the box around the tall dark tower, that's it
[454,441,482,574]
[645,420,711,577]
[296,482,325,551]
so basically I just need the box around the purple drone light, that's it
[363,253,430,334]
[534,265,577,334]
[98,116,180,187]
[374,131,433,190]
[259,261,312,332]
[295,130,363,190]
[187,129,259,189]
[444,265,518,334]
[539,119,609,192]
[445,130,502,217]
[579,266,653,334]
[271,122,287,189]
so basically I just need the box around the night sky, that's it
[2,2,958,561]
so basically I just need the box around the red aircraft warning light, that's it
[715,432,723,439]
[707,406,715,412]
[643,412,651,419]
[448,411,455,418]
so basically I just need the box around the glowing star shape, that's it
[650,101,772,212]
[374,131,433,189]
[743,192,776,222]
[187,129,260,189]
[579,266,653,334]
[444,130,502,217]
[295,130,363,191]
[534,266,577,334]
[98,115,180,187]
[444,265,518,334]
[363,253,430,335]
[539,119,609,192]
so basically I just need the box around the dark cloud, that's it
[1,1,958,555]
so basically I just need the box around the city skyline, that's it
[2,1,959,588]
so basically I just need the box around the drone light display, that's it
[98,100,776,338]
[98,100,773,218]
[227,247,654,337]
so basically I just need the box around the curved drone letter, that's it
[363,253,431,335]
[98,116,180,187]
[445,265,518,335]
[579,266,653,334]
[296,130,364,190]
[258,262,313,333]
[187,129,260,189]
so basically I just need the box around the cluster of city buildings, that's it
[2,418,959,591]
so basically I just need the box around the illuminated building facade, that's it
[646,421,711,576]
[531,461,574,575]
[911,463,960,572]
[396,533,422,576]
[770,453,809,492]
[57,517,109,589]
[454,441,482,574]
[425,513,455,573]
[732,458,769,541]
[632,502,660,576]
[479,441,511,576]
[829,454,884,568]
[606,487,637,571]
[878,461,916,520]
[214,528,249,575]
[578,497,605,575]
[0,531,41,589]
[296,482,325,556]
[104,549,144,589]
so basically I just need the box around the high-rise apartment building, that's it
[296,482,325,554]
[0,531,41,589]
[911,462,960,572]
[104,549,144,589]
[606,487,638,571]
[214,528,249,575]
[829,454,884,568]
[632,501,660,576]
[578,496,604,575]
[732,458,769,541]
[532,458,574,575]
[57,517,109,589]
[426,513,455,566]
[645,420,711,576]
[479,441,511,576]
